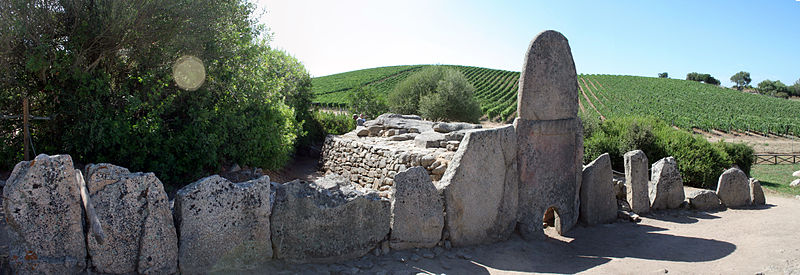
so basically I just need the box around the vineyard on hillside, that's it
[312,65,800,135]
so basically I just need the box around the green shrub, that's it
[716,141,755,175]
[388,66,446,114]
[418,70,482,123]
[583,116,754,189]
[0,0,308,190]
[389,66,481,123]
[347,87,388,118]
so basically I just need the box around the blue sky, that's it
[257,0,800,87]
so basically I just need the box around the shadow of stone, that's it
[222,223,735,275]
[728,204,776,210]
[644,209,723,224]
[452,223,736,274]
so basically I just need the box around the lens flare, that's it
[173,55,206,91]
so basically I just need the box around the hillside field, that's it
[312,65,800,135]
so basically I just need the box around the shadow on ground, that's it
[242,219,736,275]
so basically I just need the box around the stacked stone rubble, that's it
[321,135,455,192]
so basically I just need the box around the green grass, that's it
[313,65,800,131]
[751,164,800,196]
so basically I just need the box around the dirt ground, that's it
[1,184,799,274]
[237,190,800,275]
[694,129,800,154]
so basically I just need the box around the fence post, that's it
[23,97,30,161]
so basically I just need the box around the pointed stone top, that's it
[517,30,578,121]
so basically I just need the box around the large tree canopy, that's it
[0,0,312,188]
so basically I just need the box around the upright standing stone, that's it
[390,167,444,250]
[649,157,685,210]
[84,164,178,274]
[515,30,582,239]
[580,153,617,225]
[271,178,390,263]
[436,125,518,246]
[517,30,579,121]
[175,175,273,274]
[624,150,650,214]
[749,178,766,205]
[3,154,86,274]
[716,168,751,207]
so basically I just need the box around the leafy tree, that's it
[418,70,482,123]
[347,87,388,118]
[389,66,481,123]
[730,71,752,90]
[686,72,719,85]
[0,0,310,188]
[757,79,790,98]
[789,78,800,97]
[658,72,668,78]
[388,66,446,114]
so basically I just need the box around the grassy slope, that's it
[751,164,800,196]
[313,65,800,131]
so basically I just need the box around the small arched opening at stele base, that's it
[543,206,562,238]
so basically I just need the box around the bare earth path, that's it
[233,192,800,274]
[2,179,799,274]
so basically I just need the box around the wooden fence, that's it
[755,154,800,165]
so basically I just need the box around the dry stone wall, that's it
[320,114,480,195]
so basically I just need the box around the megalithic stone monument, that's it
[514,30,583,239]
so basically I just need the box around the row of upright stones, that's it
[623,149,766,214]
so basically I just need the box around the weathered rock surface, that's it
[390,167,444,250]
[436,125,518,246]
[687,190,723,210]
[749,178,766,205]
[364,113,434,133]
[388,133,418,141]
[432,122,482,133]
[174,175,273,274]
[580,153,617,225]
[271,177,390,263]
[3,154,86,274]
[793,170,800,178]
[515,118,582,238]
[791,179,800,187]
[649,157,685,210]
[624,150,650,214]
[84,163,178,274]
[517,30,578,121]
[414,132,446,148]
[716,168,751,207]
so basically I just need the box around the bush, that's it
[583,116,754,189]
[347,87,388,118]
[388,66,446,115]
[389,66,481,123]
[0,0,308,190]
[418,70,482,123]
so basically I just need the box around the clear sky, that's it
[257,0,800,87]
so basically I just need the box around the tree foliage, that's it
[418,70,482,123]
[757,79,790,98]
[0,0,312,188]
[730,71,752,90]
[388,66,446,115]
[389,66,481,123]
[686,72,720,85]
[658,72,668,78]
[347,87,388,118]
